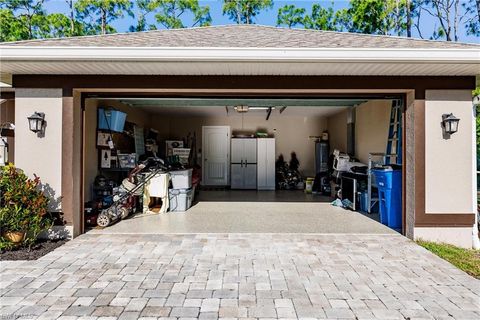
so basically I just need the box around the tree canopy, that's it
[222,0,273,24]
[0,0,478,42]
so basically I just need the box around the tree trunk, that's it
[476,0,480,24]
[236,1,241,24]
[68,0,75,34]
[406,0,412,37]
[101,8,106,34]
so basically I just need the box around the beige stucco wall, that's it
[415,227,474,248]
[165,113,327,177]
[326,109,348,152]
[424,90,475,214]
[355,100,392,164]
[14,88,63,211]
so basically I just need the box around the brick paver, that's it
[1,233,479,319]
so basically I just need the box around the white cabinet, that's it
[257,138,276,190]
[243,164,257,189]
[231,138,257,189]
[243,139,257,163]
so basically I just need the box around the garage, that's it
[2,25,477,247]
[82,95,403,234]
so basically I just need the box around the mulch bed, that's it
[0,239,67,261]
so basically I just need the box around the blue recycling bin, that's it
[372,167,402,230]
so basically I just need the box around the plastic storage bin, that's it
[98,108,127,132]
[372,167,402,230]
[170,169,193,189]
[169,188,193,212]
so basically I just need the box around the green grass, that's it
[417,240,480,279]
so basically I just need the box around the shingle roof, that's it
[1,24,478,48]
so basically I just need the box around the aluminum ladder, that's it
[385,99,402,165]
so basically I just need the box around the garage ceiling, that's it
[97,97,367,117]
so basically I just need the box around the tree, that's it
[0,8,30,41]
[335,0,410,36]
[222,0,273,24]
[43,12,88,38]
[75,0,133,35]
[277,4,306,28]
[65,0,76,35]
[304,3,338,31]
[130,0,156,32]
[0,0,46,40]
[463,0,480,36]
[149,0,211,29]
[422,0,469,41]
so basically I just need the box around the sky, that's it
[43,0,479,43]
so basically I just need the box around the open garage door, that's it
[82,95,404,235]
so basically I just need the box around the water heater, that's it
[315,141,329,174]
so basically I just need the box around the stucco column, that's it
[413,90,476,248]
[14,88,75,237]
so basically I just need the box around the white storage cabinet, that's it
[231,138,257,189]
[257,138,276,190]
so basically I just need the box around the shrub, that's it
[0,164,53,248]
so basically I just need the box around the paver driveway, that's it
[1,233,479,320]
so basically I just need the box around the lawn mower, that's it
[96,157,168,227]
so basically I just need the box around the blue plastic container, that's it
[98,108,126,132]
[359,191,378,213]
[372,168,402,230]
[359,192,368,212]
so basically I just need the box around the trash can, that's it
[372,167,402,230]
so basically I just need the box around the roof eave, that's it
[1,46,479,64]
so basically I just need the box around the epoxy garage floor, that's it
[89,194,391,235]
[1,233,479,320]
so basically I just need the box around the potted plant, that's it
[0,164,52,248]
[0,204,27,244]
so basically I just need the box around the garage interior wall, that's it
[84,99,169,201]
[327,100,392,163]
[163,114,327,177]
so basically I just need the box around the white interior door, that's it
[202,126,230,186]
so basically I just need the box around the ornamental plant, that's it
[0,164,52,248]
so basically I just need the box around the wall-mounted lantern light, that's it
[27,112,45,133]
[441,113,460,135]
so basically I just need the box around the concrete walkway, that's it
[1,233,479,319]
[89,202,392,234]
